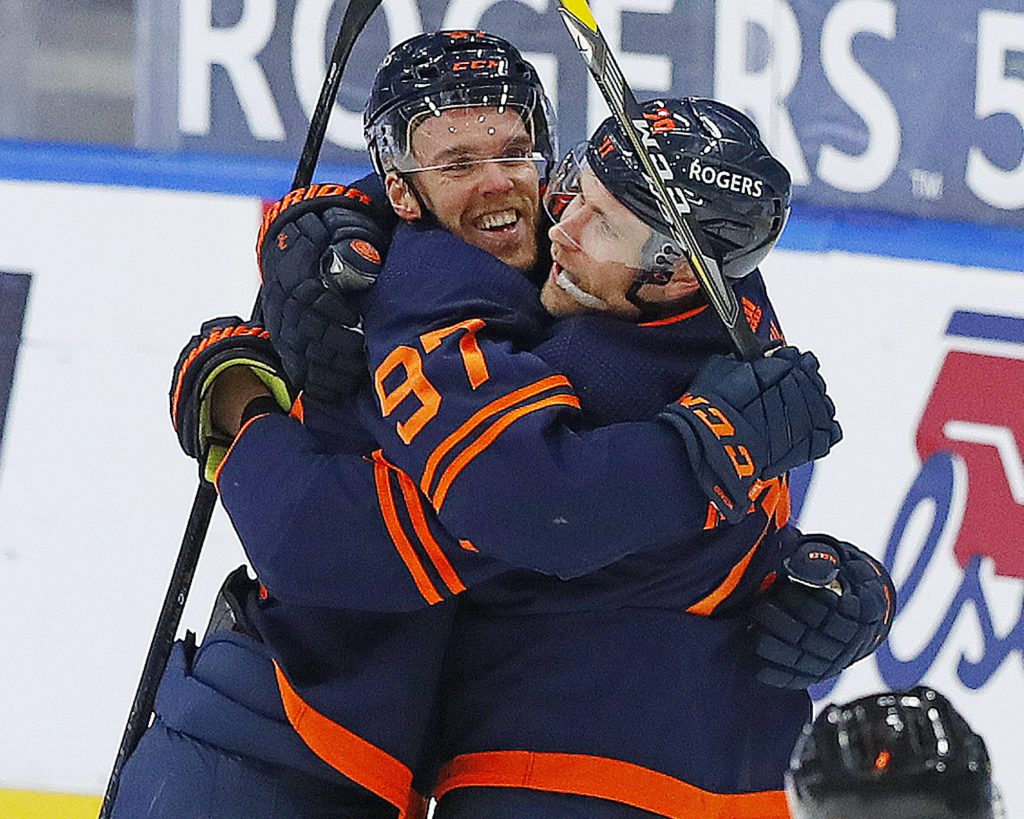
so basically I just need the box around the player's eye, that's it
[502,141,533,160]
[440,158,476,177]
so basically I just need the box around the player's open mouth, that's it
[551,262,606,309]
[475,209,520,232]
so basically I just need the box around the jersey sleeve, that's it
[362,229,715,580]
[364,330,714,578]
[217,409,510,612]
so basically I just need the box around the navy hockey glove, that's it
[751,534,896,689]
[257,183,392,403]
[658,346,842,522]
[170,316,294,484]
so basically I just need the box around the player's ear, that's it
[385,173,422,222]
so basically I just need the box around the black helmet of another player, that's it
[786,686,1001,819]
[587,97,790,281]
[363,30,557,179]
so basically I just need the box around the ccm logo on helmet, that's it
[452,59,501,71]
[688,159,764,198]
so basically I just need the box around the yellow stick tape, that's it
[0,789,102,819]
[558,0,598,31]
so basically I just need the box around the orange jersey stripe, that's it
[393,462,466,595]
[434,751,790,819]
[420,375,572,497]
[372,452,443,605]
[273,662,427,819]
[638,305,708,327]
[686,519,772,616]
[430,393,581,512]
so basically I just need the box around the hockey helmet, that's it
[786,686,1001,819]
[551,97,790,281]
[364,31,557,180]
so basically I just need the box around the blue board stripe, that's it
[2,139,1023,274]
[0,139,369,200]
[945,310,1024,344]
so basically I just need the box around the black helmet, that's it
[586,97,790,280]
[786,686,1000,819]
[364,31,556,179]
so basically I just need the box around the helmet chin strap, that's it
[554,268,608,310]
[550,223,609,310]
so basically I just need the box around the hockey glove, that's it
[257,183,392,403]
[751,533,896,689]
[658,346,842,522]
[170,316,295,484]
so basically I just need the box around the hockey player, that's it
[786,686,1002,819]
[339,96,889,818]
[221,93,884,816]
[116,30,888,818]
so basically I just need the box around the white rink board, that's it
[0,179,1021,812]
[762,247,1024,811]
[0,180,264,794]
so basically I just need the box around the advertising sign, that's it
[138,0,1024,226]
[765,248,1024,817]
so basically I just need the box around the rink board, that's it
[0,176,1020,812]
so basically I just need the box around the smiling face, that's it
[384,106,542,271]
[541,168,699,319]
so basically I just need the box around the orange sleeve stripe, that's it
[687,520,771,616]
[273,662,427,819]
[638,305,708,327]
[372,451,443,605]
[393,462,466,595]
[420,374,573,496]
[431,393,581,512]
[433,751,790,819]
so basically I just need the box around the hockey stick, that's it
[293,0,385,190]
[555,0,763,360]
[98,2,383,815]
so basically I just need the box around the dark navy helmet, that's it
[364,31,556,179]
[786,686,1001,819]
[585,97,790,280]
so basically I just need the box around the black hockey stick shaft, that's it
[293,0,385,190]
[556,0,763,361]
[99,482,216,817]
[99,1,383,814]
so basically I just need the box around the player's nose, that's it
[475,160,516,194]
[550,203,586,248]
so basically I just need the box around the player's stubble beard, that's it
[410,180,541,272]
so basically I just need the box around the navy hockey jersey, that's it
[218,222,804,817]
